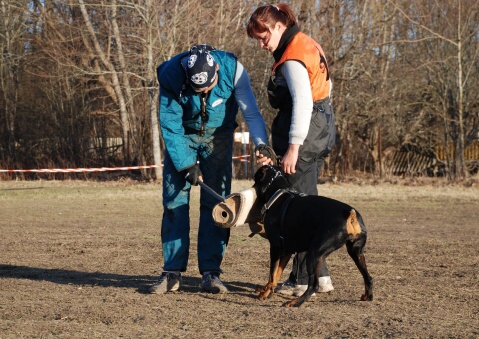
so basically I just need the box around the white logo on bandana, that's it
[191,72,208,85]
[187,55,197,68]
[206,54,214,67]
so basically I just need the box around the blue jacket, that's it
[158,50,240,171]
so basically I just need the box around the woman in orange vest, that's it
[248,3,336,297]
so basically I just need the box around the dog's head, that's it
[253,165,290,202]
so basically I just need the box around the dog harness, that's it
[261,188,306,256]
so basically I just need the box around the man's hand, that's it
[255,144,274,166]
[181,164,202,186]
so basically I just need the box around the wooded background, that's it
[1,0,478,180]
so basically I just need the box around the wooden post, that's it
[378,125,382,177]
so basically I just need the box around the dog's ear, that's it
[253,165,269,187]
[248,222,267,239]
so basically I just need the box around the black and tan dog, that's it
[253,165,373,307]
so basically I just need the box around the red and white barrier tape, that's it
[0,165,162,173]
[0,155,251,173]
[232,155,251,162]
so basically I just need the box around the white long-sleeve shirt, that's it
[282,60,314,146]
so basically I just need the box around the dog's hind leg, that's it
[346,234,373,301]
[283,253,323,308]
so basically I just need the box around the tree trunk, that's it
[145,0,162,180]
[456,0,467,178]
[78,0,133,164]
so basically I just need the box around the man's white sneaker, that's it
[275,279,307,297]
[317,276,334,293]
[276,277,334,297]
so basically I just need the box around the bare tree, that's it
[1,0,477,180]
[137,0,163,179]
[389,0,479,178]
[301,0,399,175]
[0,1,27,163]
[77,0,139,164]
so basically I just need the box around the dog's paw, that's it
[361,293,373,301]
[257,285,274,300]
[283,300,298,307]
[256,282,275,298]
[258,289,272,300]
[283,297,305,307]
[255,286,267,294]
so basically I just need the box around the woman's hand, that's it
[281,144,300,174]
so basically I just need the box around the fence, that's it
[390,141,479,176]
[389,151,436,176]
[436,141,479,161]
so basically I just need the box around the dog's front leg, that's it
[274,254,292,286]
[256,247,286,300]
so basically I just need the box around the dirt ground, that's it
[1,177,478,338]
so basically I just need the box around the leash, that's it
[197,180,225,203]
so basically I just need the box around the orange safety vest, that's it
[272,32,330,101]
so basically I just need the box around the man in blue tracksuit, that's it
[149,45,268,294]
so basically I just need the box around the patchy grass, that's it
[1,179,478,338]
